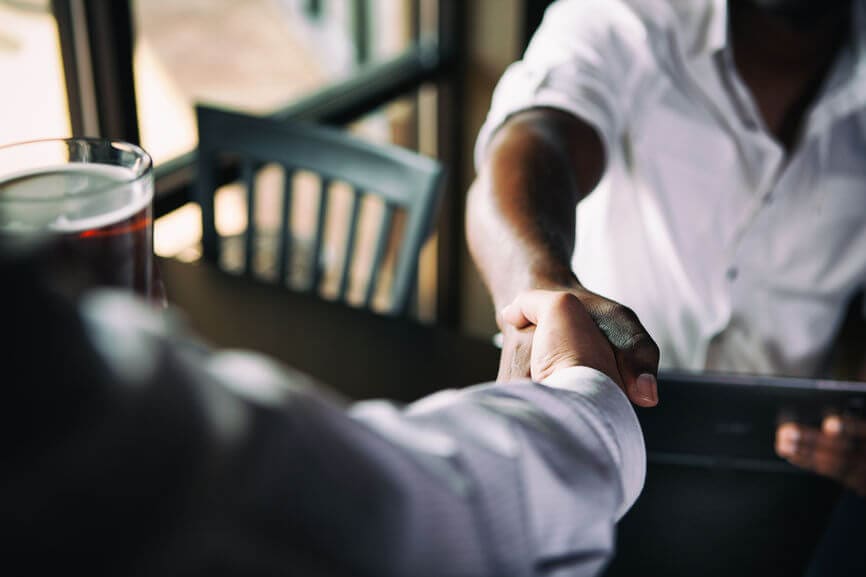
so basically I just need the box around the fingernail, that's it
[636,373,658,403]
[824,416,842,435]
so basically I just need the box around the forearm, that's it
[348,367,644,576]
[467,143,578,311]
[467,110,604,313]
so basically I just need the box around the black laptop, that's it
[636,370,866,470]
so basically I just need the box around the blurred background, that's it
[0,0,555,334]
[4,5,864,577]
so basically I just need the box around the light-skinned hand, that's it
[499,286,659,406]
[500,290,662,409]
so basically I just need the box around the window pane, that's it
[133,0,415,165]
[0,0,70,146]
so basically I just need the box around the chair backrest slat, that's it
[337,189,362,302]
[195,105,444,317]
[197,148,220,264]
[199,107,440,209]
[242,159,256,277]
[276,168,295,284]
[308,177,330,292]
[363,202,395,310]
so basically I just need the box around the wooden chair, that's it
[194,105,444,317]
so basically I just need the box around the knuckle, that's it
[611,303,639,323]
[601,304,652,340]
[622,331,660,360]
[611,305,652,339]
[551,291,582,311]
[549,293,588,320]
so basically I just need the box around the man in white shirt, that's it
[468,0,866,493]
[4,244,645,577]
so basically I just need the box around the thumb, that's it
[614,334,659,407]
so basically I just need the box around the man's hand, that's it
[776,416,866,496]
[498,284,660,407]
[502,290,643,400]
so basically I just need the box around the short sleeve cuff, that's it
[473,63,617,173]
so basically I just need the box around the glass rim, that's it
[0,137,153,203]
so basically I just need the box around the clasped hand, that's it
[499,288,659,406]
[500,289,865,495]
[499,285,660,407]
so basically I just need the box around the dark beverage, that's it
[0,163,154,298]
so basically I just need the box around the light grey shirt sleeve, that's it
[347,366,645,577]
[80,291,646,577]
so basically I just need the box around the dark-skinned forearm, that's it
[466,109,605,316]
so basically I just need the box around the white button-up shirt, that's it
[475,0,866,378]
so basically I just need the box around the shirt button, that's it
[726,267,739,281]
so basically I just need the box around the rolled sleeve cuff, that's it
[473,63,617,173]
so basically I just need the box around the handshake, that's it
[499,288,661,408]
[505,289,866,497]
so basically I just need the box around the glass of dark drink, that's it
[0,138,156,300]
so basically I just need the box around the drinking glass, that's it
[0,138,156,299]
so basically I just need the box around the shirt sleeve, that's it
[474,0,652,171]
[348,365,645,577]
[47,290,646,577]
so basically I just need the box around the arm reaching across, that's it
[467,0,659,404]
[468,109,659,405]
[5,250,646,577]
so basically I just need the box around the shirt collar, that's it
[703,0,728,55]
[655,0,727,57]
